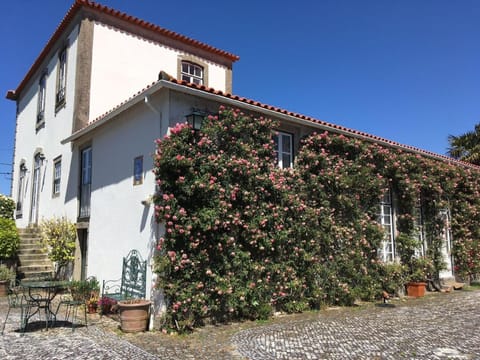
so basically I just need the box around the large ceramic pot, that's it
[406,282,427,297]
[118,299,151,333]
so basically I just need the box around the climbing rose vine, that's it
[154,106,480,333]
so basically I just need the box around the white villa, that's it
[7,0,458,316]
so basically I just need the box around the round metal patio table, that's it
[19,280,69,332]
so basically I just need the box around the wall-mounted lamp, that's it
[185,111,204,131]
[38,153,46,161]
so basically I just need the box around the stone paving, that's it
[0,290,479,359]
[232,290,480,359]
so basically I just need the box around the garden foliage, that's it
[40,217,77,279]
[0,218,20,260]
[153,106,480,332]
[0,195,19,260]
[0,194,15,220]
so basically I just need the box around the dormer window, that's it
[37,71,47,126]
[56,45,68,109]
[181,61,203,85]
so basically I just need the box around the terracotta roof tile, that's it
[66,77,479,170]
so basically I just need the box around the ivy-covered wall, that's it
[153,107,480,332]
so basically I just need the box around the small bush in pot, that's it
[0,264,15,296]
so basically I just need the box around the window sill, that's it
[55,99,66,114]
[35,120,45,132]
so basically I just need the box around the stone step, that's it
[18,253,50,261]
[21,270,54,281]
[19,236,42,243]
[19,259,51,266]
[18,264,53,273]
[17,227,55,280]
[18,247,47,254]
[18,231,42,239]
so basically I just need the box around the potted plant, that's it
[98,296,117,315]
[69,276,100,304]
[0,264,15,297]
[381,262,408,297]
[406,257,433,297]
[117,298,151,332]
[87,293,99,313]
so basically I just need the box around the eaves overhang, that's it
[62,78,480,171]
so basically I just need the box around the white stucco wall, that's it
[88,22,228,121]
[85,91,168,303]
[12,25,80,228]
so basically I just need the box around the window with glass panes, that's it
[37,71,47,123]
[181,62,203,85]
[16,164,27,216]
[56,46,67,107]
[53,157,61,196]
[414,199,426,256]
[273,132,293,168]
[378,189,395,262]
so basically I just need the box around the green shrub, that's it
[380,262,408,295]
[40,217,77,279]
[0,264,16,281]
[0,195,15,220]
[153,105,480,333]
[0,218,19,259]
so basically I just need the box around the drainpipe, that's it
[144,95,162,140]
[144,95,159,115]
[144,95,162,331]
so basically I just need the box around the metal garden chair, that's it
[1,280,40,335]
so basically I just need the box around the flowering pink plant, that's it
[98,296,117,307]
[153,105,480,333]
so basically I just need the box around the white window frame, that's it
[414,199,427,256]
[273,131,293,168]
[53,157,61,196]
[378,189,395,262]
[181,61,203,85]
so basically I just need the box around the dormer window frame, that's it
[177,55,209,87]
[181,61,203,85]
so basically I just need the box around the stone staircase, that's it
[17,227,54,280]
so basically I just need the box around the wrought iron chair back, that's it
[102,250,147,301]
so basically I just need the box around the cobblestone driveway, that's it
[0,290,479,359]
[232,290,480,359]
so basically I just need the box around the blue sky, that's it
[1,0,480,196]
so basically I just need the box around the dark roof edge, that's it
[63,77,480,172]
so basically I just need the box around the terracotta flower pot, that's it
[118,299,151,333]
[406,282,427,297]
